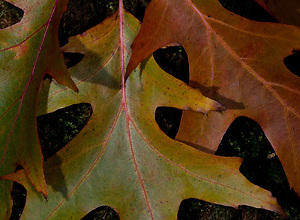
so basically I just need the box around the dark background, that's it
[0,0,299,219]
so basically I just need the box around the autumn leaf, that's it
[0,0,77,218]
[254,0,300,25]
[0,1,285,219]
[127,0,300,196]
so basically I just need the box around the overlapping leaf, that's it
[2,2,285,219]
[127,0,300,196]
[0,0,77,218]
[255,0,300,25]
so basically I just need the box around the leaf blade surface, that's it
[127,0,300,196]
[0,0,77,217]
[12,3,285,219]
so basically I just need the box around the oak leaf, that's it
[127,0,300,196]
[0,0,77,218]
[2,1,284,219]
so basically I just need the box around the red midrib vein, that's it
[120,1,154,219]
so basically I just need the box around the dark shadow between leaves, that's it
[37,103,93,160]
[178,198,283,220]
[63,52,85,69]
[10,182,26,220]
[0,1,24,30]
[177,117,297,219]
[216,116,300,219]
[9,166,26,220]
[124,0,151,22]
[218,0,277,22]
[151,46,189,140]
[155,107,182,139]
[36,103,92,200]
[81,206,119,220]
[284,50,300,77]
[153,46,190,84]
[59,0,118,46]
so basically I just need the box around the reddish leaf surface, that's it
[255,0,300,25]
[0,0,77,218]
[1,2,284,219]
[127,0,300,196]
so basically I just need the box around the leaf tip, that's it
[206,99,226,113]
[216,103,226,112]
